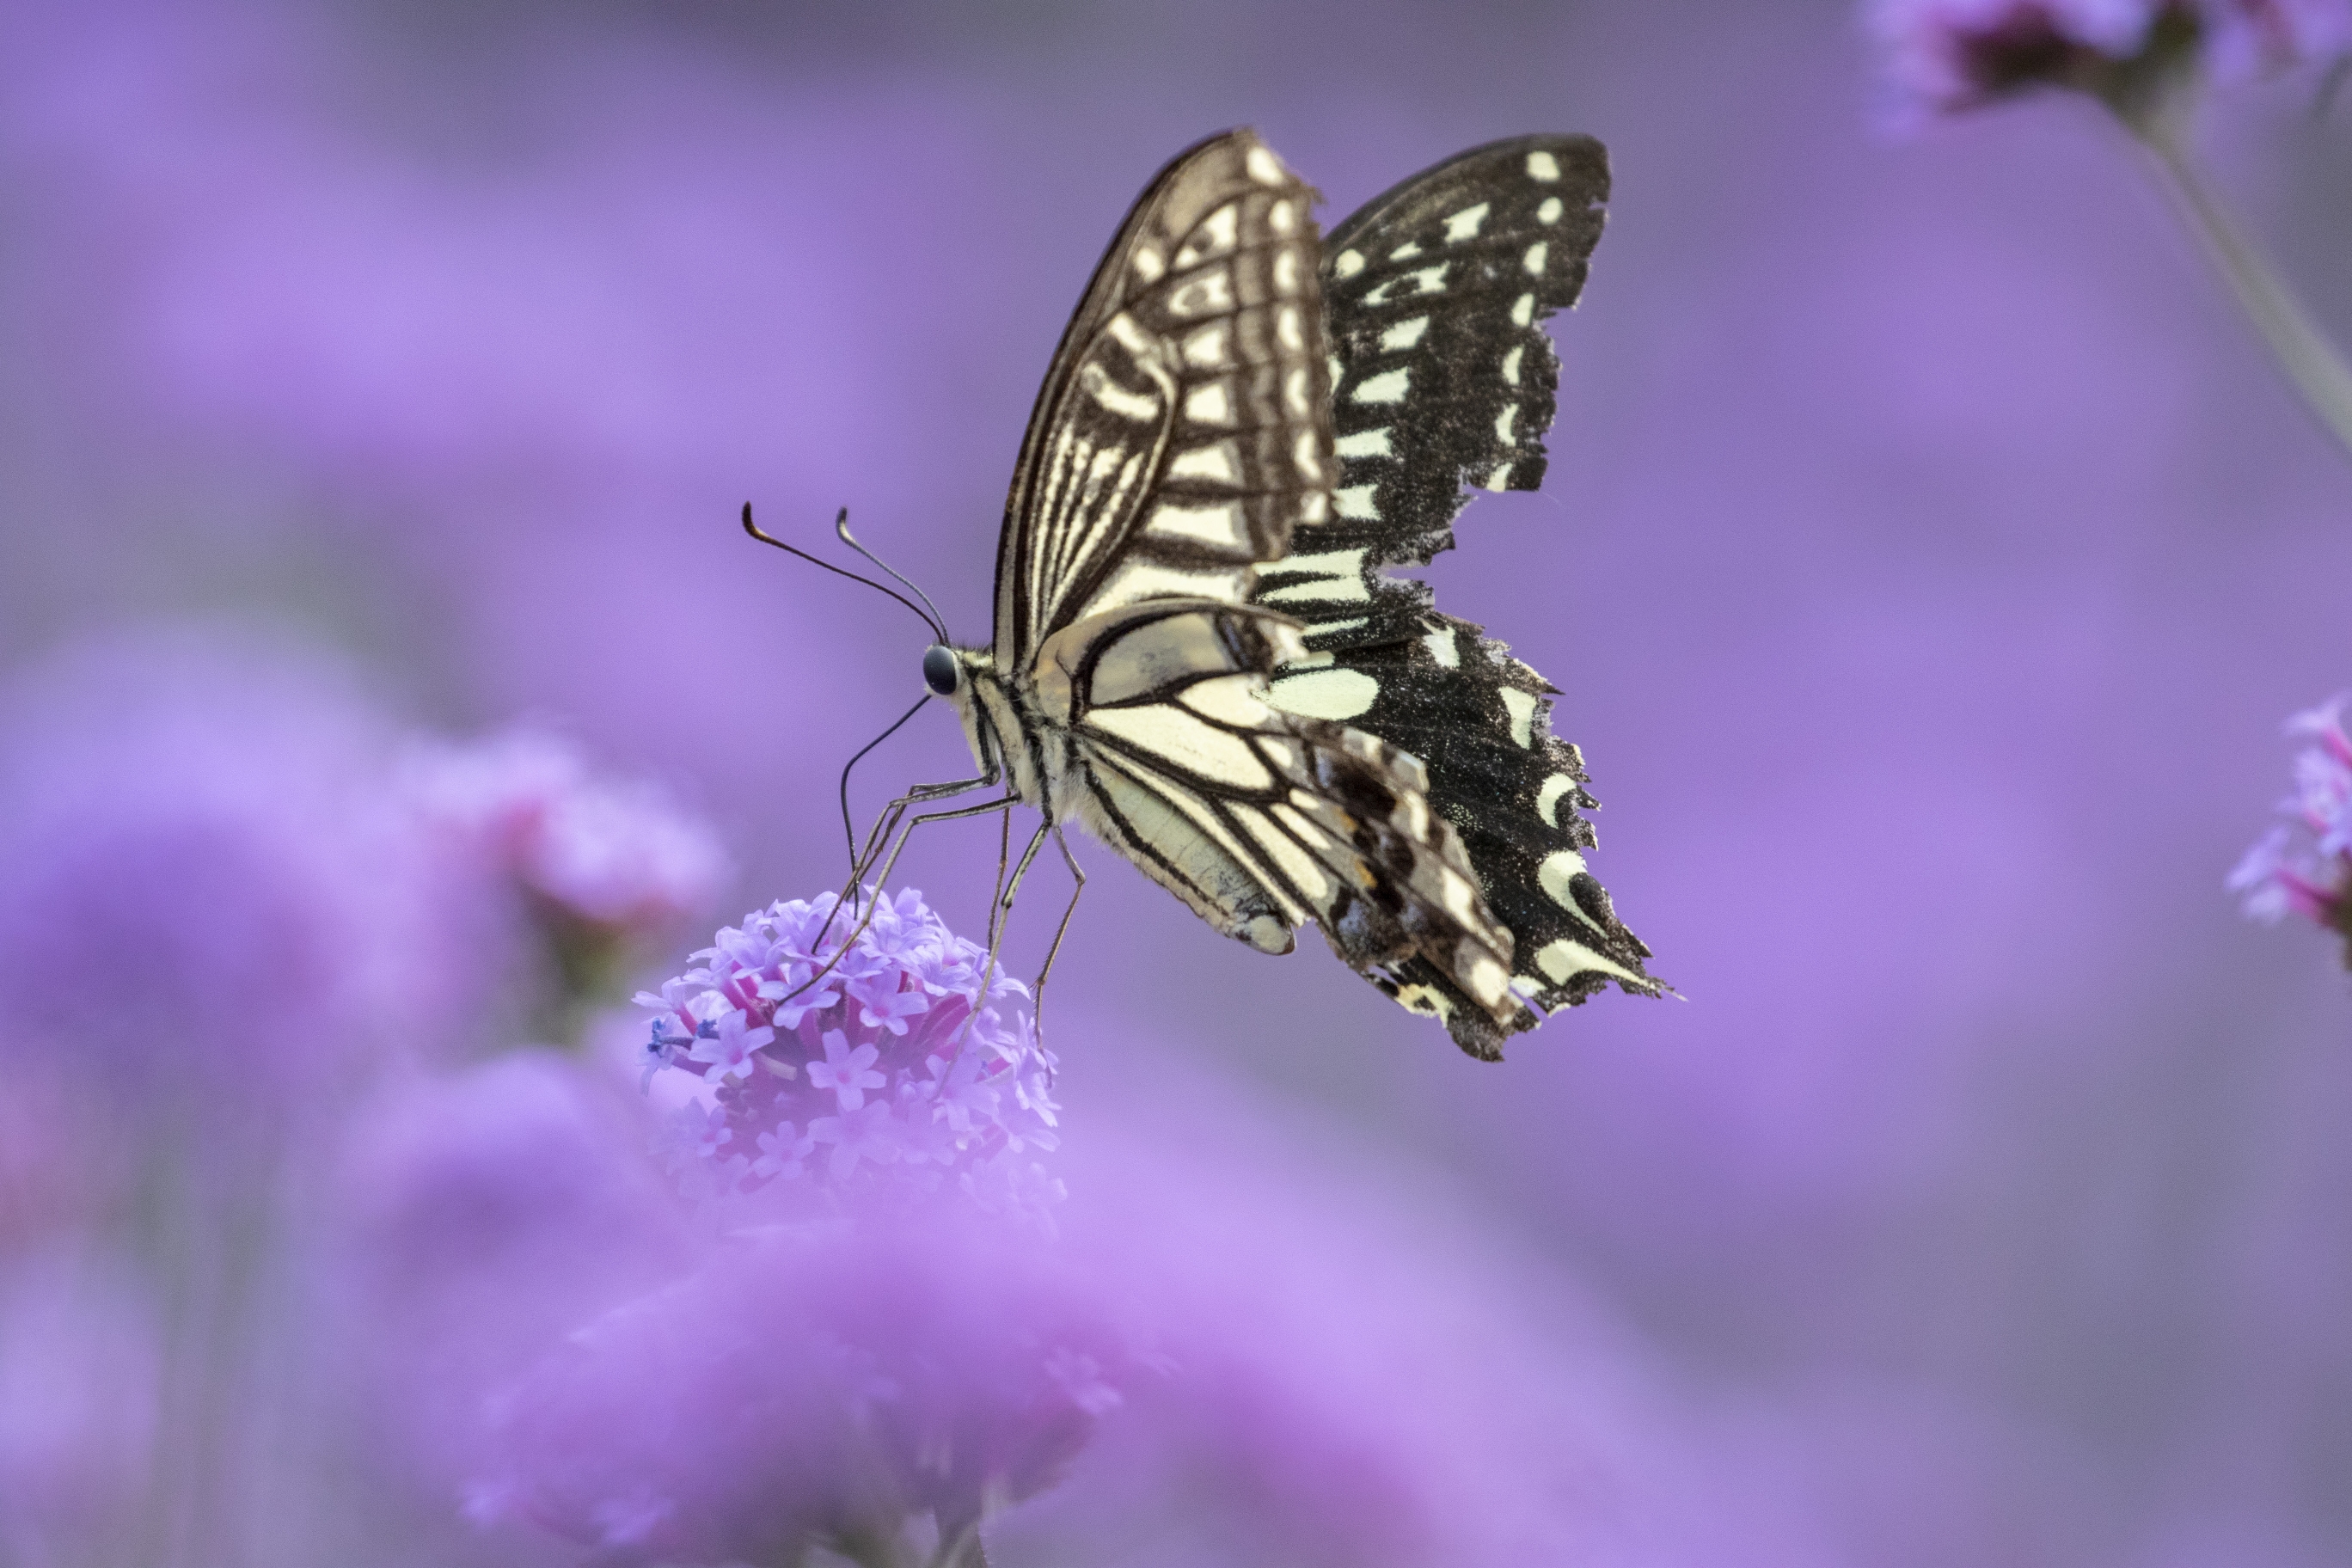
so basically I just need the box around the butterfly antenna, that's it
[834,510,950,643]
[741,503,945,640]
[837,693,930,873]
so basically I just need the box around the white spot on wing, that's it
[1283,366,1313,418]
[1443,203,1491,242]
[1266,666,1381,720]
[1165,443,1240,485]
[1523,242,1549,276]
[1501,345,1524,385]
[1132,248,1165,283]
[1364,266,1449,305]
[1534,936,1644,986]
[1167,269,1235,318]
[1333,428,1393,459]
[1500,689,1538,747]
[1259,547,1369,603]
[1183,382,1234,426]
[1480,463,1513,492]
[1273,248,1302,294]
[1276,305,1304,352]
[1245,145,1285,186]
[1510,292,1535,327]
[1379,316,1430,352]
[1081,363,1160,423]
[1388,241,1423,260]
[1173,203,1240,267]
[1537,196,1563,224]
[1180,323,1230,370]
[1538,849,1589,907]
[1495,405,1517,443]
[1145,499,1246,547]
[1332,248,1365,279]
[1527,149,1561,181]
[1291,430,1323,482]
[1421,625,1459,667]
[1535,774,1577,826]
[1352,368,1411,405]
[1332,483,1380,519]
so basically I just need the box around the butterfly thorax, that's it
[931,644,1060,816]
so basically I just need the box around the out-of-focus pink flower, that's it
[463,1209,1146,1565]
[637,888,1061,1224]
[1867,0,2349,119]
[402,725,730,935]
[2229,693,2352,954]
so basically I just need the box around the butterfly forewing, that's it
[995,134,1332,657]
[1257,135,1664,1055]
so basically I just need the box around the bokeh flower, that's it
[403,725,731,1042]
[637,888,1062,1224]
[1867,0,2350,122]
[464,1211,1144,1567]
[0,626,479,1137]
[2229,693,2352,956]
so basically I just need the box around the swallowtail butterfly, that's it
[862,129,1662,1059]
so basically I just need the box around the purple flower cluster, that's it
[637,889,1063,1222]
[2230,694,2352,952]
[1869,0,2352,117]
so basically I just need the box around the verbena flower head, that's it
[2229,693,2352,958]
[463,1211,1142,1565]
[1868,0,2349,122]
[637,888,1062,1224]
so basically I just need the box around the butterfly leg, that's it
[781,789,1020,1008]
[948,817,1054,1051]
[1028,827,1087,1048]
[818,764,1003,949]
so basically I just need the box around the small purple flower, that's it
[805,1029,885,1110]
[2229,692,2352,958]
[684,1008,772,1083]
[812,1098,906,1180]
[634,888,1060,1222]
[751,1119,815,1182]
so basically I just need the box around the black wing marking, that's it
[992,129,1333,662]
[1259,135,1663,1057]
[1048,603,1524,1033]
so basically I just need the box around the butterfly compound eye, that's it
[922,644,960,697]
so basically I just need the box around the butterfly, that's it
[789,128,1661,1059]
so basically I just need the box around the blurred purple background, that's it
[4,0,2352,1561]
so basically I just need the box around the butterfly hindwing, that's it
[1259,135,1664,1056]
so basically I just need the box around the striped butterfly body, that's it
[922,129,1660,1059]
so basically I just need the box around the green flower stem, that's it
[2138,126,2352,466]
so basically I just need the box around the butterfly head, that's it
[920,643,961,698]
